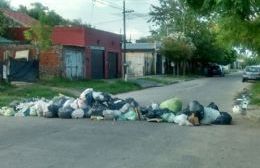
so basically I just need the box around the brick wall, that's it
[52,27,86,47]
[39,46,62,78]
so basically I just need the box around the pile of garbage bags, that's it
[0,88,232,126]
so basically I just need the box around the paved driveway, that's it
[0,73,259,168]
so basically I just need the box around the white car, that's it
[242,65,260,82]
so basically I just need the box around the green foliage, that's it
[161,34,195,62]
[186,0,260,54]
[242,56,260,66]
[24,23,52,51]
[0,0,10,35]
[0,12,8,36]
[251,82,260,106]
[17,2,92,28]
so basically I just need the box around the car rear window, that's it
[245,67,259,72]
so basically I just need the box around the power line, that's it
[93,14,149,26]
[94,0,122,10]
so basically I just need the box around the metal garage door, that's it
[8,60,39,82]
[108,52,118,78]
[91,49,104,79]
[156,54,162,74]
[64,48,84,79]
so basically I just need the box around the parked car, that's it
[205,64,224,77]
[242,65,260,82]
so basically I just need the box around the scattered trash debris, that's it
[0,88,233,126]
[233,88,251,115]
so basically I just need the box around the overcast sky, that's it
[10,0,159,41]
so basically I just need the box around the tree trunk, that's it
[183,61,186,76]
[176,62,180,76]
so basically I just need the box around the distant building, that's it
[124,43,165,77]
[40,26,122,79]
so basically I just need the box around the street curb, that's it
[246,105,260,123]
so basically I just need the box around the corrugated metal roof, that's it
[123,42,161,50]
[0,9,38,27]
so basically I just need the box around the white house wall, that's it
[126,51,155,77]
[126,52,145,77]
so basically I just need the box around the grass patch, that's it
[0,77,141,107]
[0,84,73,107]
[251,82,260,106]
[139,75,199,85]
[39,78,141,94]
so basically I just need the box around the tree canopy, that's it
[186,0,260,55]
[149,0,234,66]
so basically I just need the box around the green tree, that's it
[24,23,52,58]
[0,12,8,36]
[0,0,10,36]
[186,0,260,55]
[161,33,196,75]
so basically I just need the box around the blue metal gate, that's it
[64,48,84,79]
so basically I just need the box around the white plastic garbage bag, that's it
[71,109,85,119]
[200,107,221,125]
[80,88,93,100]
[78,98,88,109]
[174,114,193,126]
[232,105,242,114]
[92,91,105,101]
[103,110,121,120]
[15,107,30,117]
[119,103,131,113]
[29,106,38,116]
[70,99,80,109]
[63,98,75,108]
[0,107,16,116]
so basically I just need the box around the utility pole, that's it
[122,0,133,81]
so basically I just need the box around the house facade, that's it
[125,43,165,77]
[40,26,122,79]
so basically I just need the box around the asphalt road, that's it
[0,73,260,168]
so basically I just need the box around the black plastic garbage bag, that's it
[85,92,94,107]
[125,98,139,108]
[58,106,73,119]
[9,100,20,109]
[108,98,127,110]
[83,107,91,118]
[46,105,59,118]
[102,93,112,102]
[207,102,219,111]
[54,97,67,108]
[47,97,67,117]
[140,106,149,115]
[186,100,204,121]
[146,109,169,119]
[90,103,107,116]
[212,112,232,125]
